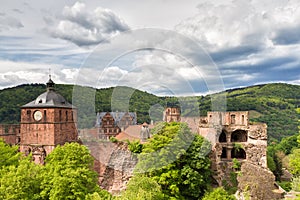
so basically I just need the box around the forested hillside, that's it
[224,83,299,143]
[0,83,299,142]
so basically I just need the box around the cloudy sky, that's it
[1,0,300,96]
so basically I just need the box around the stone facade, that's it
[198,111,284,199]
[95,112,137,140]
[163,107,181,122]
[20,107,78,164]
[199,111,267,166]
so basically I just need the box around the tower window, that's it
[230,115,236,124]
[44,110,47,122]
[59,110,62,121]
[66,111,68,122]
[27,110,31,121]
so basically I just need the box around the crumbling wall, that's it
[85,141,137,194]
[244,143,267,167]
[237,162,284,200]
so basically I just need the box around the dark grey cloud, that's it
[272,25,300,45]
[210,45,263,63]
[0,15,23,32]
[217,54,300,90]
[12,8,23,14]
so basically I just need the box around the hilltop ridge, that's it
[0,83,299,142]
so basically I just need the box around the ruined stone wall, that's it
[85,141,137,194]
[207,111,249,126]
[237,162,284,200]
[199,111,271,197]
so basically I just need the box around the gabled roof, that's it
[115,124,155,142]
[96,112,137,126]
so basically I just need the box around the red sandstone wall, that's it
[0,124,20,145]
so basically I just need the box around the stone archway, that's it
[219,130,227,143]
[231,148,246,159]
[231,130,248,142]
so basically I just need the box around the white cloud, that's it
[48,2,129,46]
[1,0,300,95]
[0,60,79,89]
[175,0,300,51]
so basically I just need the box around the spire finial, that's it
[49,68,52,80]
[46,68,55,91]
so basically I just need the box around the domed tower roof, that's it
[22,78,74,108]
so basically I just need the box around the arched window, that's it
[221,147,227,159]
[231,148,246,159]
[231,130,248,142]
[219,130,227,143]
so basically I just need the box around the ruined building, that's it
[199,111,267,168]
[163,106,181,122]
[199,111,284,199]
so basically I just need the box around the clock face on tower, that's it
[33,110,43,121]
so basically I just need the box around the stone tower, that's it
[20,77,78,164]
[163,107,181,122]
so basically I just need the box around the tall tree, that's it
[0,157,42,200]
[202,187,236,200]
[117,176,164,200]
[40,143,104,200]
[136,122,211,200]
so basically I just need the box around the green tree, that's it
[0,157,42,200]
[267,146,282,180]
[0,139,20,169]
[267,153,276,172]
[136,122,211,200]
[289,149,300,176]
[117,175,164,200]
[202,187,235,200]
[275,134,299,154]
[127,140,143,154]
[40,143,103,200]
[292,176,300,192]
[85,191,113,200]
